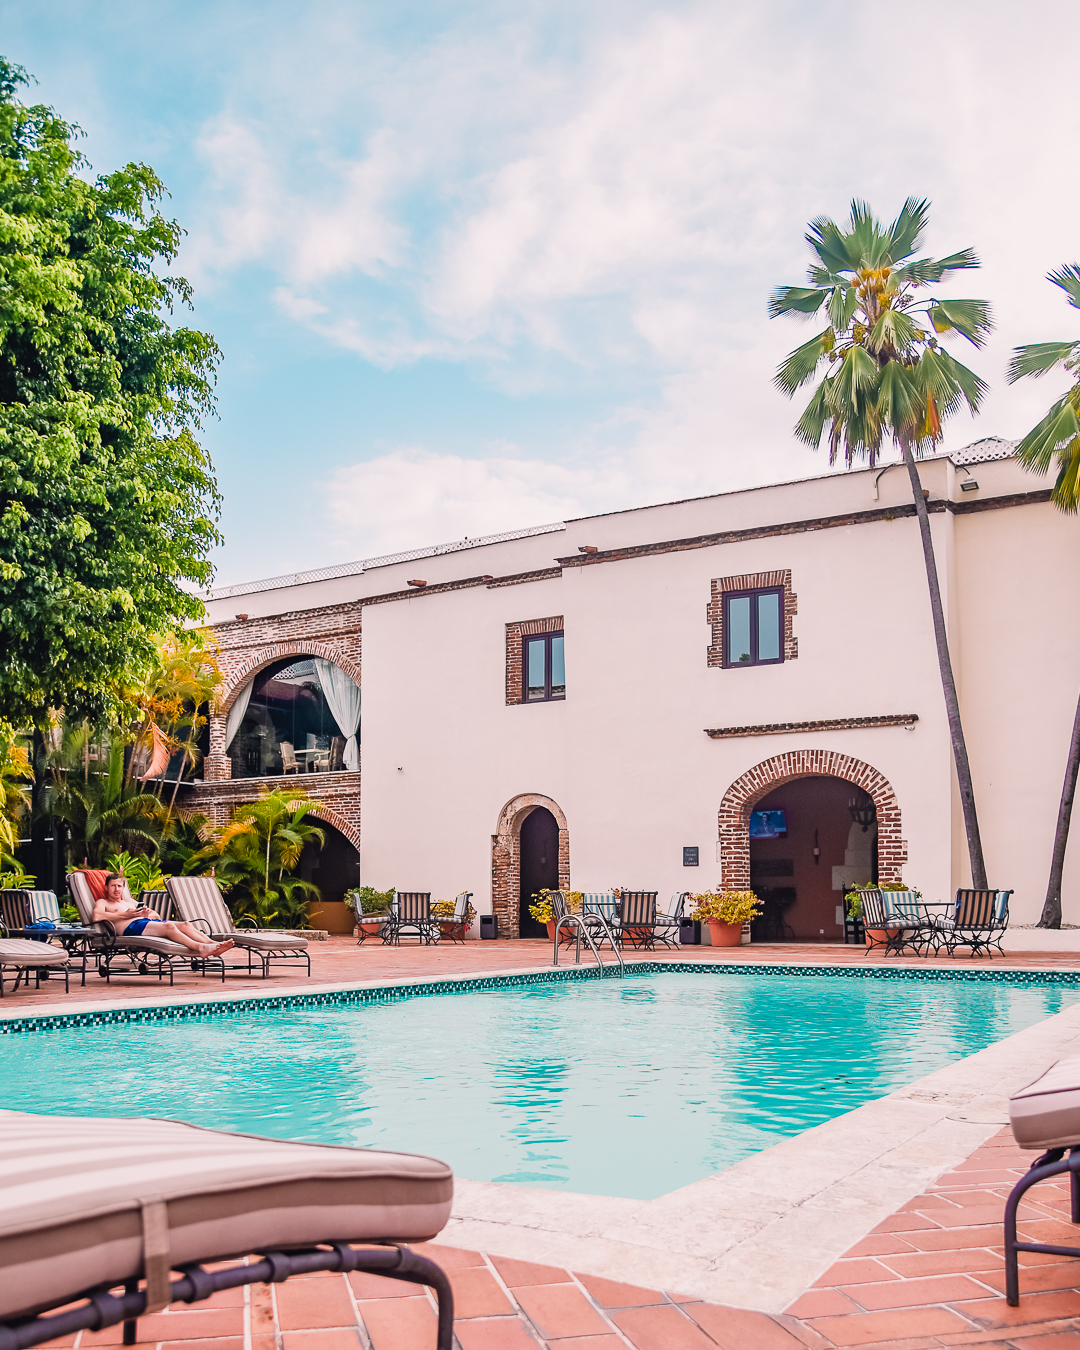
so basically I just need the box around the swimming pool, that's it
[1,969,1075,1199]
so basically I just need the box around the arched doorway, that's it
[749,777,878,941]
[718,750,903,942]
[298,817,361,934]
[491,793,570,938]
[519,807,560,937]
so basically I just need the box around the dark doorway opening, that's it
[749,776,877,942]
[519,806,559,937]
[299,819,360,905]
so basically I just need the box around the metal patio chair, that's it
[382,892,439,945]
[434,891,473,944]
[0,893,70,996]
[935,889,1013,959]
[617,891,660,950]
[858,888,927,957]
[654,893,689,949]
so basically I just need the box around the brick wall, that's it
[707,569,798,668]
[505,615,564,705]
[717,750,904,890]
[177,771,361,851]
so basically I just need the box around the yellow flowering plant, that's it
[527,888,582,924]
[689,889,761,926]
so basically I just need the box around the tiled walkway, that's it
[17,940,1080,1347]
[4,935,1080,1010]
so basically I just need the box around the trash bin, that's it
[679,917,701,945]
[480,914,498,940]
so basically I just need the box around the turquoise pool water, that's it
[1,971,1075,1199]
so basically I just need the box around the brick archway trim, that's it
[220,642,363,714]
[491,793,570,939]
[718,750,903,890]
[308,804,362,855]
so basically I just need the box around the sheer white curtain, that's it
[225,681,253,749]
[314,660,362,770]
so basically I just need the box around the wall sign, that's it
[683,846,699,867]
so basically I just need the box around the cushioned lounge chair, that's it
[0,1110,455,1350]
[0,936,69,996]
[166,876,311,978]
[1004,1054,1080,1305]
[68,873,224,986]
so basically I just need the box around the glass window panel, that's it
[526,637,547,699]
[757,591,781,661]
[727,596,752,664]
[550,635,565,695]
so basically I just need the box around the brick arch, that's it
[718,750,903,890]
[491,793,570,939]
[220,642,362,714]
[308,804,362,855]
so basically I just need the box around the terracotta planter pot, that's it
[546,920,558,940]
[707,919,743,947]
[864,927,890,951]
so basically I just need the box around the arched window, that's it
[227,657,361,779]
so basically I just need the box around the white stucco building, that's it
[189,442,1080,944]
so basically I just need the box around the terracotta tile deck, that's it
[15,938,1080,1347]
[4,934,1080,1010]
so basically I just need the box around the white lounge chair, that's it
[166,875,311,977]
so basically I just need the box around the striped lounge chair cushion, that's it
[0,940,69,969]
[27,892,61,924]
[0,1111,453,1321]
[1010,1055,1080,1150]
[167,877,308,950]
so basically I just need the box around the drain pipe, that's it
[873,463,898,501]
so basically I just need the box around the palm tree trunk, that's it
[902,444,988,889]
[1038,684,1080,928]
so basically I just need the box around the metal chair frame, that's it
[616,891,660,950]
[654,893,689,949]
[937,889,1013,959]
[0,1242,454,1350]
[382,892,440,945]
[1004,1146,1080,1306]
[434,891,473,945]
[858,889,929,957]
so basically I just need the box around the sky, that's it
[5,0,1080,586]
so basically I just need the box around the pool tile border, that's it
[3,958,1080,1034]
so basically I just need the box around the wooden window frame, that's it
[721,586,785,669]
[522,630,566,703]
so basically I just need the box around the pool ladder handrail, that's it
[552,907,624,976]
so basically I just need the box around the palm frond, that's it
[826,283,858,332]
[1005,340,1080,383]
[884,197,930,264]
[927,299,993,347]
[1048,264,1080,311]
[806,265,846,287]
[1016,395,1080,475]
[1051,437,1080,512]
[869,307,919,355]
[774,328,834,395]
[767,285,829,319]
[831,344,880,412]
[876,361,920,433]
[806,213,858,275]
[794,381,831,448]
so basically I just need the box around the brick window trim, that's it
[708,570,797,669]
[506,616,564,705]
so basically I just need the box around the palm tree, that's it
[37,723,166,865]
[192,788,325,928]
[0,729,32,870]
[1005,265,1080,926]
[770,198,993,888]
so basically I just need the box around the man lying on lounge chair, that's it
[95,875,235,960]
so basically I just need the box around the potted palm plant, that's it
[690,889,761,946]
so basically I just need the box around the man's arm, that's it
[93,899,139,923]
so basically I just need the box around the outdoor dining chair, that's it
[933,889,1013,958]
[0,1110,456,1350]
[435,891,473,945]
[617,891,660,950]
[654,893,689,948]
[166,876,311,977]
[858,888,928,957]
[382,892,440,945]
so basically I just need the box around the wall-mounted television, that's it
[749,809,787,838]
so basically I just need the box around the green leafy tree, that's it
[0,58,221,729]
[192,788,325,929]
[0,726,31,870]
[770,198,992,889]
[1006,266,1080,926]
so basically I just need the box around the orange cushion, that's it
[78,869,110,900]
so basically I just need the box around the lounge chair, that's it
[617,891,660,950]
[933,888,1013,958]
[166,876,311,978]
[0,1110,455,1350]
[26,891,61,924]
[0,890,30,936]
[382,892,439,946]
[1004,1055,1080,1305]
[68,872,224,986]
[0,892,70,998]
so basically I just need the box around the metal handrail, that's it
[552,913,624,976]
